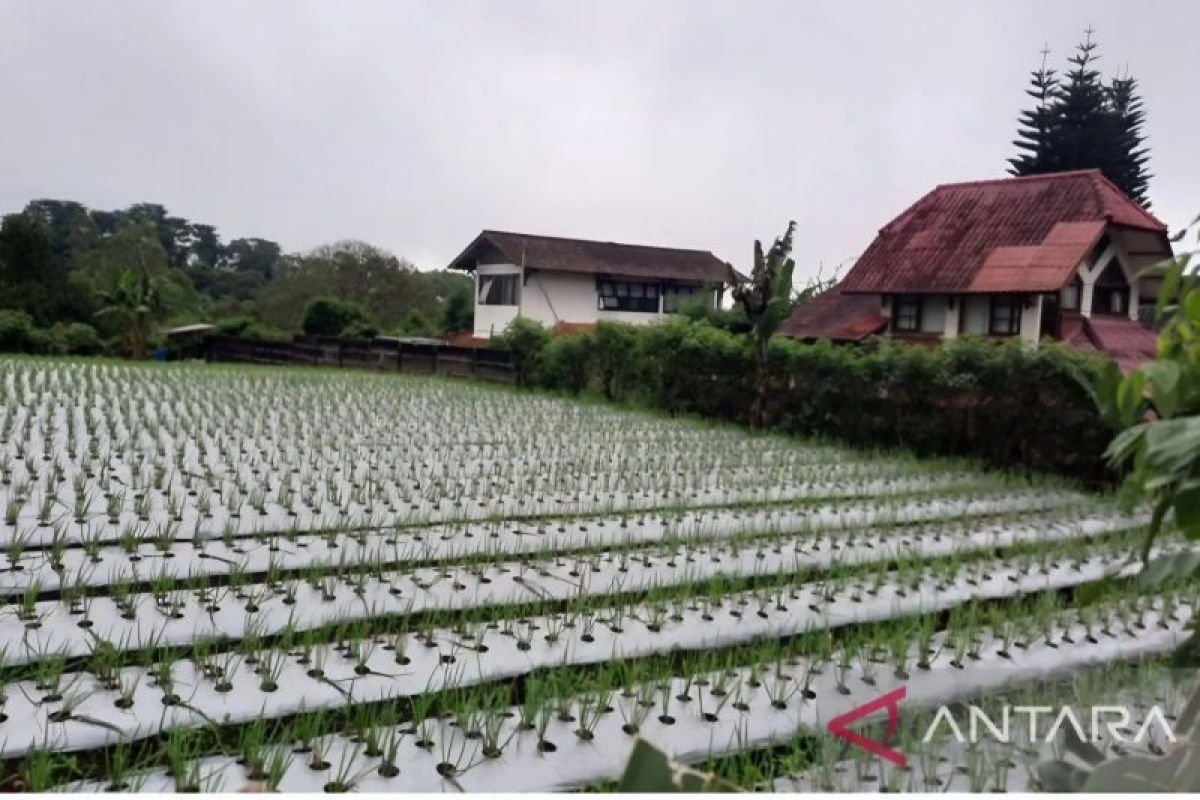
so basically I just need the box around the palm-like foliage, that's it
[731,221,796,427]
[94,247,162,358]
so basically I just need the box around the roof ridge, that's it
[1083,170,1168,230]
[481,229,717,257]
[933,169,1102,191]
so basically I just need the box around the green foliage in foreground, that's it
[1040,218,1200,791]
[1099,217,1200,551]
[618,739,735,792]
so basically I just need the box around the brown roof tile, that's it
[780,289,888,342]
[448,230,737,283]
[839,170,1168,295]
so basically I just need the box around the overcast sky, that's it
[1,1,1196,282]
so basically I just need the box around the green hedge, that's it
[509,317,1114,483]
[0,310,103,356]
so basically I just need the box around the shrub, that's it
[242,322,290,341]
[537,332,592,394]
[340,320,379,339]
[53,322,103,355]
[485,313,1115,482]
[25,327,59,355]
[394,309,434,338]
[493,317,550,386]
[215,316,255,336]
[301,297,374,338]
[591,322,640,400]
[216,316,289,341]
[0,309,35,352]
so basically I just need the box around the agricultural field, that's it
[0,356,1193,792]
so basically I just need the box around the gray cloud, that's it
[1,0,1196,282]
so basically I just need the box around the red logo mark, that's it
[826,686,907,766]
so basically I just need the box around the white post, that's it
[1080,280,1095,318]
[1020,295,1043,347]
[943,295,960,339]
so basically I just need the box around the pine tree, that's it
[1007,29,1153,206]
[1007,47,1059,175]
[1053,29,1109,170]
[1104,75,1152,206]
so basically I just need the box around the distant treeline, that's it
[0,199,473,356]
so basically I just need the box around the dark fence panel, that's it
[202,336,516,383]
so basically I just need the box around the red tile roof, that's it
[448,230,738,284]
[969,221,1107,293]
[442,331,492,348]
[838,170,1168,295]
[779,289,888,342]
[551,321,597,335]
[1084,315,1159,371]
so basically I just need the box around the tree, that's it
[394,308,435,337]
[301,296,374,338]
[731,221,797,428]
[257,240,435,331]
[220,237,283,279]
[439,281,475,334]
[1008,48,1059,176]
[1007,29,1153,206]
[1104,74,1152,206]
[79,221,198,354]
[94,246,165,358]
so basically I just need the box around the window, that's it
[598,279,660,312]
[478,274,519,306]
[1093,260,1130,317]
[892,295,921,332]
[1100,288,1127,315]
[663,284,702,313]
[989,295,1021,336]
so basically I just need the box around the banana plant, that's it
[1096,215,1200,562]
[731,221,796,428]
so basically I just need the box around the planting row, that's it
[773,662,1189,792]
[0,544,1178,759]
[59,590,1195,792]
[1,516,1148,663]
[2,361,1013,542]
[0,494,1115,594]
[0,470,1032,550]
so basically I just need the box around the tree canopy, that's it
[0,198,473,356]
[1008,29,1152,206]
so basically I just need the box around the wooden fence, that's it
[202,335,516,383]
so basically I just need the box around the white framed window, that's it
[478,274,519,306]
[598,279,660,312]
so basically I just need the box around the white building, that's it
[448,230,739,339]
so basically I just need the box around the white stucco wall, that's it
[1018,295,1042,345]
[521,270,600,327]
[942,297,960,339]
[474,267,690,337]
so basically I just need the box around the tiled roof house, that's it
[782,170,1173,369]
